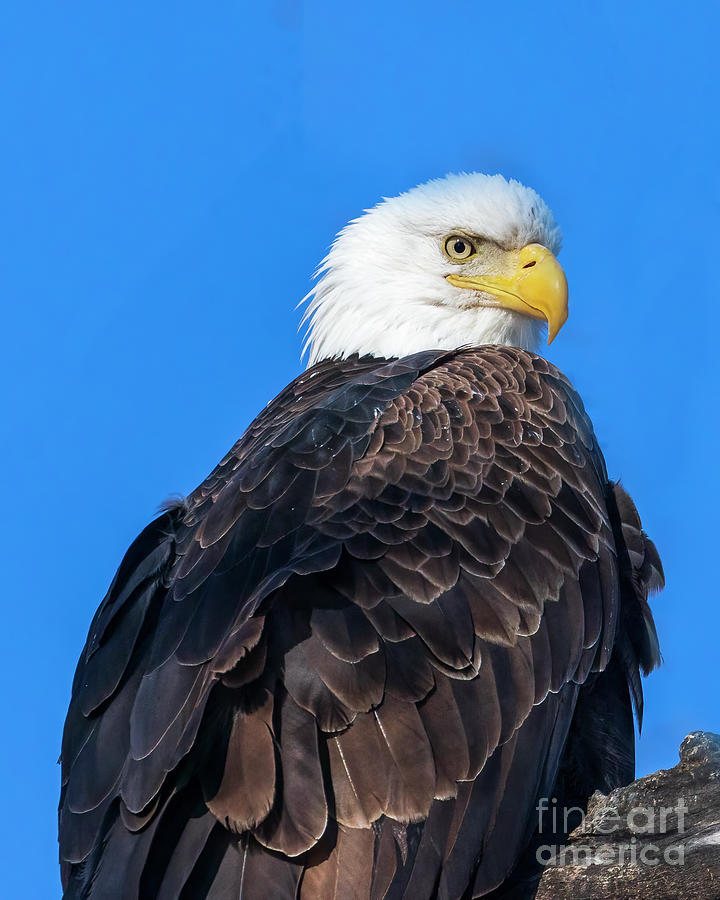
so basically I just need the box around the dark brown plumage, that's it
[59,347,663,899]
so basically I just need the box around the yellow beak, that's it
[445,243,569,344]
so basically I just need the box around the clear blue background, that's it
[2,3,717,896]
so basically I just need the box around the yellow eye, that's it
[444,234,477,261]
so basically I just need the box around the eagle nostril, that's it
[522,260,537,269]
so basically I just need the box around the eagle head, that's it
[302,172,567,365]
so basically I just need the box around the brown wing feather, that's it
[300,825,375,899]
[206,689,275,833]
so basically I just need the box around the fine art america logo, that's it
[536,797,688,867]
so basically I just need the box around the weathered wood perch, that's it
[535,731,720,899]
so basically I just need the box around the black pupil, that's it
[453,240,466,254]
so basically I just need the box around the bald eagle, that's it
[59,173,663,899]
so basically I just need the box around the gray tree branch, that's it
[535,731,720,899]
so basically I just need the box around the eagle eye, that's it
[444,234,477,261]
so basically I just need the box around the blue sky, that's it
[2,3,718,896]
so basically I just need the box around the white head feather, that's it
[301,173,562,366]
